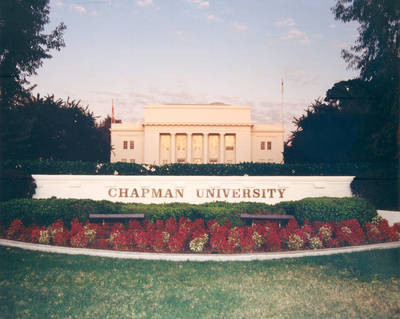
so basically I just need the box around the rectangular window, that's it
[176,134,187,151]
[225,134,235,151]
[123,141,128,149]
[159,134,171,164]
[121,158,127,162]
[208,134,219,162]
[192,134,203,151]
[160,134,170,151]
[192,134,203,163]
[130,159,135,163]
[130,141,134,149]
[260,141,265,150]
[267,141,272,150]
[176,134,187,162]
[224,134,236,164]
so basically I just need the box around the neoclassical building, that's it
[110,104,284,164]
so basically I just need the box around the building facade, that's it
[110,104,284,164]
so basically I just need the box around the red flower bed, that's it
[2,217,400,254]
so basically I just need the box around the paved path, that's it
[1,238,399,262]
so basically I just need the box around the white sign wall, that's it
[32,175,354,204]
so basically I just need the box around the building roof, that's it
[144,104,252,125]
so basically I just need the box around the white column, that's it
[220,133,224,163]
[203,133,208,164]
[187,133,191,163]
[170,133,175,163]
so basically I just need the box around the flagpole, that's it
[112,99,115,124]
[281,78,285,128]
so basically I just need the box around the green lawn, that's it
[0,247,399,319]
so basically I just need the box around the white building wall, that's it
[110,124,144,163]
[251,124,284,163]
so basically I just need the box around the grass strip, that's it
[0,247,399,319]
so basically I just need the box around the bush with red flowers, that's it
[2,215,399,254]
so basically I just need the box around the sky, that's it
[32,0,360,138]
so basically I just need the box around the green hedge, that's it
[2,160,372,176]
[275,197,376,225]
[0,197,376,228]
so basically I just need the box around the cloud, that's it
[71,4,86,14]
[54,0,64,7]
[136,0,152,7]
[186,0,210,9]
[90,10,101,16]
[207,14,222,22]
[174,30,190,40]
[199,1,209,8]
[275,18,295,27]
[311,33,323,39]
[329,23,336,29]
[281,28,310,45]
[234,22,248,31]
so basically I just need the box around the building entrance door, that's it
[175,134,187,163]
[191,134,203,163]
[224,134,236,163]
[208,134,219,163]
[159,134,171,164]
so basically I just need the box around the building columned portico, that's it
[110,104,284,164]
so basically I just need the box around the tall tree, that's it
[332,0,400,158]
[0,0,66,164]
[0,0,66,107]
[3,95,111,162]
[284,95,371,163]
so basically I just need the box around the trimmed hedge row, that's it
[3,160,374,176]
[0,197,377,228]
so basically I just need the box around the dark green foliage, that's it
[351,163,399,210]
[2,95,111,162]
[0,197,376,228]
[284,99,368,163]
[276,197,376,225]
[0,169,36,201]
[1,160,373,176]
[284,80,397,163]
[0,0,66,107]
[332,0,400,159]
[0,198,124,227]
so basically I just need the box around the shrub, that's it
[309,236,323,249]
[287,234,304,250]
[4,216,399,254]
[335,219,365,246]
[351,162,398,210]
[2,160,371,176]
[0,169,36,201]
[277,197,376,225]
[0,197,377,229]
